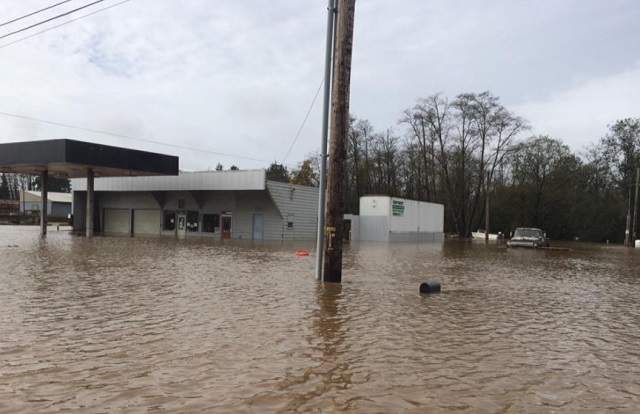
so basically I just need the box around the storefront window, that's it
[202,214,219,233]
[187,211,199,232]
[163,210,176,231]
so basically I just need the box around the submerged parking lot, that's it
[1,226,639,413]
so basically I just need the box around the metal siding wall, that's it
[73,185,321,241]
[133,210,161,237]
[417,201,444,232]
[389,198,416,232]
[432,204,445,232]
[235,190,286,240]
[229,213,251,240]
[360,196,391,216]
[198,191,236,212]
[104,209,130,235]
[71,170,267,192]
[266,182,319,240]
[98,192,159,209]
[50,202,71,218]
[73,192,85,230]
[388,232,445,243]
[357,216,389,241]
[163,191,203,211]
[388,198,445,233]
[344,214,359,240]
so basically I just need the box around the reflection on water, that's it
[1,226,640,412]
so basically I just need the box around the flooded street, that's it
[1,226,639,413]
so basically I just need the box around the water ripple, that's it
[1,227,639,412]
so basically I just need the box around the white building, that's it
[20,190,72,218]
[348,195,444,242]
[71,170,318,240]
[70,171,444,243]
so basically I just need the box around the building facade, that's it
[71,170,319,240]
[350,195,444,242]
[20,190,72,218]
[70,172,444,243]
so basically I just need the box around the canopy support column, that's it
[40,171,48,237]
[86,169,94,237]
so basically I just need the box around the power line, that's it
[0,0,72,28]
[0,0,106,41]
[0,0,131,49]
[0,110,272,164]
[281,76,324,165]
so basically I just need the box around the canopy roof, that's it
[0,139,178,178]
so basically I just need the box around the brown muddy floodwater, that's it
[1,226,639,413]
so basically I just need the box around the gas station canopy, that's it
[0,139,179,178]
[0,139,179,237]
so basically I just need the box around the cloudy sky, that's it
[1,0,639,171]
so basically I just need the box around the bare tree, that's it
[511,135,571,226]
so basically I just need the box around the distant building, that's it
[20,190,72,218]
[347,195,444,242]
[70,170,319,240]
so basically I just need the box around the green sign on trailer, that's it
[392,199,405,216]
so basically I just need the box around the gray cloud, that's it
[1,0,638,170]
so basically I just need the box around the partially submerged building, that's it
[70,170,319,240]
[348,195,444,242]
[20,190,72,218]
[0,139,446,242]
[70,172,444,242]
[0,138,179,236]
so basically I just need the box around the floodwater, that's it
[1,226,639,413]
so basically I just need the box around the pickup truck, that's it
[507,227,550,248]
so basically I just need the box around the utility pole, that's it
[625,188,632,247]
[484,171,490,243]
[323,0,356,283]
[633,167,640,246]
[315,0,336,280]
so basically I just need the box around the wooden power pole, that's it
[484,172,490,243]
[323,0,356,283]
[633,167,640,245]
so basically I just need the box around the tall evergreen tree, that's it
[266,162,290,183]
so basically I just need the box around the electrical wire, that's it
[0,0,106,41]
[0,0,131,49]
[281,76,324,165]
[0,111,272,164]
[0,1,312,168]
[0,0,72,28]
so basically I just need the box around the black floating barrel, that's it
[420,282,441,294]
